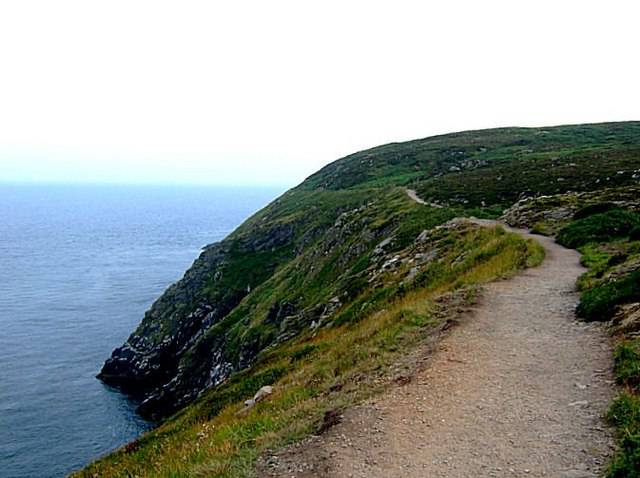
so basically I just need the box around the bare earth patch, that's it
[258,226,615,478]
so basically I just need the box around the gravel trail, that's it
[259,222,615,478]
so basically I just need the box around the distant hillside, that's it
[81,122,640,477]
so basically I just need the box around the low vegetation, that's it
[607,392,640,477]
[556,208,640,249]
[614,340,640,391]
[573,202,620,220]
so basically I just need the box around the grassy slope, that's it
[78,225,543,478]
[79,122,639,477]
[305,122,640,207]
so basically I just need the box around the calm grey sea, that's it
[0,183,283,478]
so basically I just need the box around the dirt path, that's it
[259,221,615,477]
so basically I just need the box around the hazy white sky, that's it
[0,0,638,186]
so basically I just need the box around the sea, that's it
[0,183,284,478]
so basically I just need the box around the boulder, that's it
[238,385,275,414]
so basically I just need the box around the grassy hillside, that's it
[306,122,640,206]
[79,223,543,477]
[81,122,640,477]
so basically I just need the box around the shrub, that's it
[573,202,619,220]
[607,432,640,478]
[576,270,640,321]
[608,392,640,434]
[608,253,629,267]
[557,209,640,248]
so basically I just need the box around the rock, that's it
[254,385,274,402]
[382,256,401,270]
[610,302,640,336]
[568,400,589,407]
[416,230,431,243]
[237,385,275,414]
[373,237,393,255]
[406,267,419,281]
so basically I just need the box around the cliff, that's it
[98,122,640,421]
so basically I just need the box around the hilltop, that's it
[79,122,640,477]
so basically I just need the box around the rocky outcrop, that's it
[98,242,231,396]
[501,186,640,232]
[98,219,303,419]
[501,195,575,230]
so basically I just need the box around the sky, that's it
[0,0,638,187]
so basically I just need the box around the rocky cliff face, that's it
[99,218,303,418]
[501,186,640,233]
[98,122,640,420]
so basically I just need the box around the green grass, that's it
[576,269,640,322]
[614,340,640,391]
[606,393,640,478]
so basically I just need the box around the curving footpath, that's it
[260,219,615,478]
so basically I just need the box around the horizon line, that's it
[0,179,294,189]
